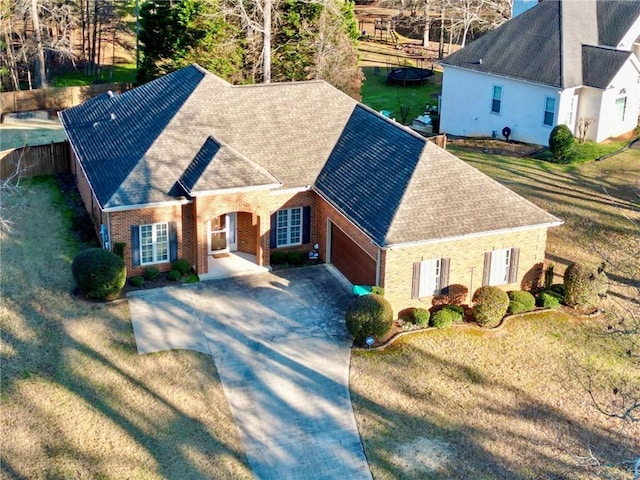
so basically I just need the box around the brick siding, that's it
[381,227,549,314]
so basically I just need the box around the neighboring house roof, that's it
[61,64,560,248]
[582,46,633,89]
[441,0,640,89]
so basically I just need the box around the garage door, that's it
[330,223,377,286]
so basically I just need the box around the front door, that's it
[209,213,237,254]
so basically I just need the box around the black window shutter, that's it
[169,222,178,262]
[302,206,311,244]
[482,251,492,286]
[131,225,140,266]
[439,258,450,293]
[508,247,520,284]
[411,262,421,299]
[269,213,277,248]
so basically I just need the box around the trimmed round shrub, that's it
[287,250,305,266]
[536,291,561,309]
[507,290,536,314]
[345,294,393,344]
[72,248,126,299]
[564,262,607,309]
[430,306,462,329]
[167,269,182,281]
[400,307,430,327]
[172,258,191,275]
[129,275,144,287]
[143,266,160,281]
[472,286,509,328]
[548,124,575,162]
[270,251,286,265]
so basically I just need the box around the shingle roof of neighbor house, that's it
[60,64,561,247]
[441,0,640,89]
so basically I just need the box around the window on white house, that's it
[140,222,169,265]
[411,258,450,299]
[491,85,503,114]
[543,97,556,126]
[616,97,627,122]
[276,207,302,247]
[483,248,520,286]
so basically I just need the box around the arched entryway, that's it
[203,211,267,279]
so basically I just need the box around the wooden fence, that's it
[1,142,70,180]
[1,83,132,114]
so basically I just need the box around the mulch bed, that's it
[447,137,545,157]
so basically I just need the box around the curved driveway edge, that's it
[128,265,372,480]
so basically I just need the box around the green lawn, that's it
[360,66,441,124]
[52,63,137,87]
[534,140,631,164]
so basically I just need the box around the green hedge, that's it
[345,294,393,344]
[72,248,126,299]
[270,251,286,265]
[287,251,305,266]
[167,269,182,281]
[472,286,509,328]
[172,259,191,275]
[507,290,536,314]
[400,307,430,327]
[430,305,462,329]
[564,262,607,309]
[536,291,560,309]
[143,266,160,281]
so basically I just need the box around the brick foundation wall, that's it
[237,211,258,255]
[381,227,549,315]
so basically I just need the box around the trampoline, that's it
[386,67,434,86]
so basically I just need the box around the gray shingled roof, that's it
[316,109,560,247]
[441,0,640,89]
[583,46,633,89]
[598,1,640,47]
[61,64,560,247]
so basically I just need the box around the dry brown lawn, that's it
[0,178,252,479]
[351,148,640,479]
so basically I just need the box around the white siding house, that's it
[440,0,640,146]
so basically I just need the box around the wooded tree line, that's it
[1,0,513,96]
[1,0,132,90]
[136,0,362,97]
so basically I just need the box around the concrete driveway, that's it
[127,265,372,480]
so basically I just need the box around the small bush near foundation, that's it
[172,259,191,275]
[564,262,607,309]
[143,266,160,281]
[270,251,286,265]
[549,124,575,163]
[508,290,536,314]
[549,283,565,299]
[472,286,509,328]
[430,306,462,329]
[536,291,560,309]
[72,248,126,299]
[400,308,430,326]
[287,251,305,266]
[184,273,200,284]
[371,286,384,296]
[167,270,181,281]
[129,275,144,287]
[345,294,393,344]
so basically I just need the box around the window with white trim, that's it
[418,258,441,298]
[543,96,556,126]
[489,248,511,286]
[491,85,503,114]
[140,222,169,265]
[616,96,627,122]
[276,207,302,247]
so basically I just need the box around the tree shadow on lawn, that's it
[350,340,637,480]
[0,180,251,479]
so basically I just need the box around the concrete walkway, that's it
[128,265,372,480]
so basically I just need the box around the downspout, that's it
[376,248,381,286]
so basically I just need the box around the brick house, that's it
[60,64,561,312]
